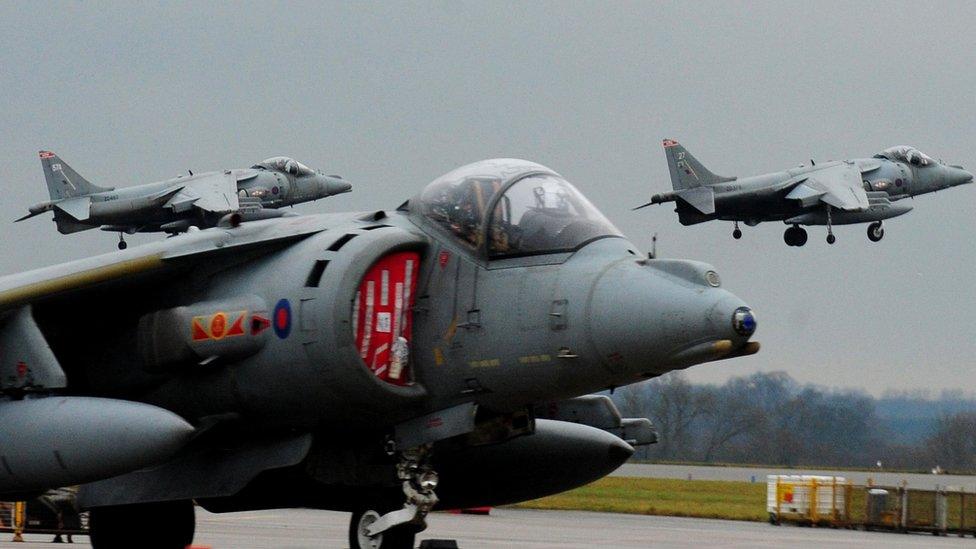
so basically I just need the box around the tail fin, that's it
[662,139,735,190]
[39,151,113,201]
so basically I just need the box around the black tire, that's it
[732,228,743,240]
[349,508,417,549]
[783,228,795,246]
[117,240,128,250]
[867,222,884,242]
[795,227,807,247]
[826,233,836,245]
[89,500,194,549]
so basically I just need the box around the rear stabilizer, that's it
[39,151,113,201]
[663,139,735,190]
[53,210,96,234]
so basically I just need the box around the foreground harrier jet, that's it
[0,158,757,548]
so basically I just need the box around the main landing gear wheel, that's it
[117,233,127,250]
[89,500,195,549]
[732,221,742,240]
[826,233,836,245]
[783,225,807,247]
[867,221,885,242]
[350,508,417,549]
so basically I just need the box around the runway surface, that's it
[613,463,976,491]
[7,507,975,548]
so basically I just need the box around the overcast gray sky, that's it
[1,2,974,395]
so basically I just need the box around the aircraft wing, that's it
[165,172,240,214]
[785,163,869,211]
[0,216,327,311]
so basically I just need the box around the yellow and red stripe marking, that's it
[192,310,247,341]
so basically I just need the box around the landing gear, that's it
[732,222,742,240]
[825,205,836,245]
[350,507,417,549]
[783,225,807,247]
[117,233,127,250]
[349,446,438,549]
[867,221,885,242]
[89,500,194,549]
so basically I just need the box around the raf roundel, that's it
[273,299,292,339]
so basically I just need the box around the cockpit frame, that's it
[875,146,935,167]
[412,159,622,264]
[253,157,315,176]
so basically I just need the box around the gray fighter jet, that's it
[0,158,758,549]
[17,151,352,249]
[637,140,973,246]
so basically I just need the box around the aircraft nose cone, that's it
[587,259,757,377]
[327,178,353,195]
[950,166,974,186]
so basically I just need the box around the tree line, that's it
[613,371,976,472]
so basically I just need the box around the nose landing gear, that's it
[732,221,742,240]
[825,205,836,245]
[867,221,884,242]
[350,446,439,549]
[783,225,808,247]
[117,233,127,250]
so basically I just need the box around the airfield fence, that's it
[769,475,976,536]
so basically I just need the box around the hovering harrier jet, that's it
[18,152,352,248]
[637,140,972,246]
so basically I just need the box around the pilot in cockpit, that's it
[418,160,621,257]
[876,146,934,166]
[427,178,502,248]
[254,156,315,176]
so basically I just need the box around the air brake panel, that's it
[353,251,420,386]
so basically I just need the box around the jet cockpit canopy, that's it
[416,159,621,257]
[875,146,934,166]
[253,157,315,176]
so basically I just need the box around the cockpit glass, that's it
[253,157,314,176]
[417,159,621,256]
[419,176,501,248]
[487,175,621,257]
[876,146,933,166]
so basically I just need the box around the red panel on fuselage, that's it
[353,251,420,386]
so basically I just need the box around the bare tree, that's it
[926,412,976,471]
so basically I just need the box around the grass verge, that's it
[511,477,767,522]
